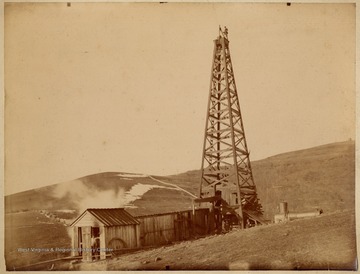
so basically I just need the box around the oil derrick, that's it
[197,27,262,230]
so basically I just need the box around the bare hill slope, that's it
[253,140,355,218]
[5,140,355,219]
[162,140,355,218]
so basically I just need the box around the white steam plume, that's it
[51,180,177,213]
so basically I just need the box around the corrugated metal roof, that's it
[71,208,140,227]
[88,208,140,226]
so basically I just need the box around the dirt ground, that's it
[75,209,356,271]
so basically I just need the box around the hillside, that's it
[5,140,355,219]
[162,140,355,219]
[253,140,355,218]
[4,173,194,217]
[74,209,356,270]
[4,140,356,270]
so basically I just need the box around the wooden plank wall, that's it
[137,208,210,246]
[70,226,78,257]
[104,225,139,250]
[99,226,106,260]
[82,226,92,262]
[192,208,209,235]
[138,213,175,246]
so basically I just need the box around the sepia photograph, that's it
[3,2,356,271]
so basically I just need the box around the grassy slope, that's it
[161,140,355,219]
[5,141,355,219]
[83,210,356,271]
[4,211,71,270]
[253,141,355,219]
[4,141,356,270]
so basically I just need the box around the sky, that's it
[4,3,355,195]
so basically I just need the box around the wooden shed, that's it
[136,208,210,246]
[69,208,140,262]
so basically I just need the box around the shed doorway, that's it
[77,226,101,261]
[91,227,100,261]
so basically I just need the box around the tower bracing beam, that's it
[199,27,262,229]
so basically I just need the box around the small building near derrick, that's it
[69,208,140,262]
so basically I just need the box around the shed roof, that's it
[70,208,140,227]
